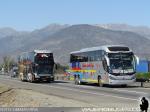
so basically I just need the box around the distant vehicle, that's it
[11,66,18,77]
[18,50,55,82]
[69,45,139,86]
[0,68,5,75]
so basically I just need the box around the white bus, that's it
[68,45,138,86]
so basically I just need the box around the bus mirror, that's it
[107,66,110,72]
[104,55,110,66]
[55,64,58,70]
[134,55,139,65]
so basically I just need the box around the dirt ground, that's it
[0,84,94,107]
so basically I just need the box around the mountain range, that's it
[0,23,150,64]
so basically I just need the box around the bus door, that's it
[101,56,110,83]
[71,62,82,77]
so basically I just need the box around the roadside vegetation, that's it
[136,72,150,82]
[0,56,67,74]
[0,56,16,73]
[54,63,68,74]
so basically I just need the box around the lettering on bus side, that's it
[82,63,94,67]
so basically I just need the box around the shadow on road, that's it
[106,85,139,88]
[53,80,70,84]
[34,80,70,84]
[78,82,140,88]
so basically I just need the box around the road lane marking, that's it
[113,89,148,94]
[39,84,139,101]
[133,88,150,90]
[54,82,150,96]
[55,83,99,89]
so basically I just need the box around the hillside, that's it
[95,24,150,39]
[41,24,150,63]
[0,24,150,64]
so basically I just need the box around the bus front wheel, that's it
[98,76,103,87]
[27,73,35,83]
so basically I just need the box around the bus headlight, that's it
[34,73,40,78]
[109,76,117,80]
[131,75,136,80]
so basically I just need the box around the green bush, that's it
[136,72,150,79]
[54,63,69,74]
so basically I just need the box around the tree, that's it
[2,56,16,73]
[54,63,69,74]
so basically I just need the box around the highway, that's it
[0,75,149,110]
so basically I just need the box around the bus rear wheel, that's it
[74,75,81,85]
[98,77,103,87]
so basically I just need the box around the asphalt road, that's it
[0,75,150,111]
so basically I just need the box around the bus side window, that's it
[89,56,94,61]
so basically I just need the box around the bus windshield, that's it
[34,53,54,74]
[108,52,135,74]
[37,65,53,74]
[35,53,54,65]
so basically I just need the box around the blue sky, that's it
[0,0,149,31]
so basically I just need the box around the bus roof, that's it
[70,45,132,54]
[20,50,52,55]
[33,50,52,53]
[19,50,52,57]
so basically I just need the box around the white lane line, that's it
[55,83,97,89]
[133,88,150,90]
[114,89,148,94]
[39,84,138,101]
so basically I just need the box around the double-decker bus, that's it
[68,45,138,86]
[18,50,55,82]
